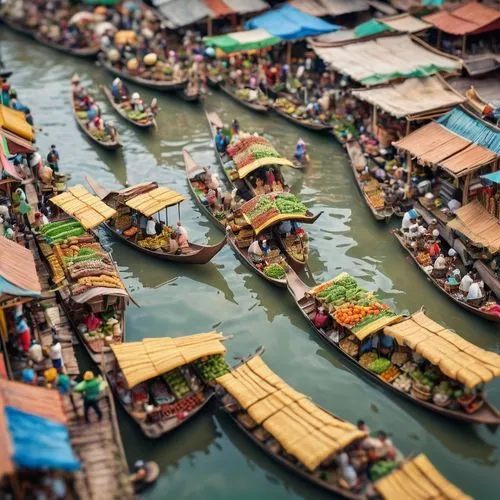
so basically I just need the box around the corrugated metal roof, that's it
[321,0,369,16]
[154,0,213,27]
[223,0,268,14]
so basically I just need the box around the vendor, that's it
[459,272,474,296]
[427,231,441,260]
[401,209,418,233]
[467,278,484,304]
[176,221,189,248]
[313,306,329,329]
[248,239,265,264]
[146,216,156,237]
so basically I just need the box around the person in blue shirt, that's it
[294,138,307,162]
[47,145,60,172]
[215,127,227,153]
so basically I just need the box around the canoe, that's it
[102,86,155,129]
[132,461,160,493]
[392,230,500,323]
[33,32,100,58]
[219,83,270,113]
[286,270,500,426]
[98,53,188,92]
[86,175,227,264]
[226,227,287,287]
[71,84,122,150]
[271,104,333,131]
[183,149,226,232]
[345,141,393,222]
[176,88,201,103]
[0,16,36,37]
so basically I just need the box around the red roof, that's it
[203,0,234,16]
[424,2,500,35]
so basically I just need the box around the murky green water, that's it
[2,29,499,500]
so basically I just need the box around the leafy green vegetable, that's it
[368,358,391,374]
[264,264,286,279]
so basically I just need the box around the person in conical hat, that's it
[71,73,80,83]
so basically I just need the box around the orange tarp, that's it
[204,0,234,16]
[424,2,500,35]
[0,236,41,296]
[0,105,34,142]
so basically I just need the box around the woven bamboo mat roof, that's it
[50,185,116,229]
[111,332,226,388]
[375,453,471,499]
[216,356,366,471]
[384,310,500,388]
[125,187,187,217]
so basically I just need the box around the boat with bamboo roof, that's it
[36,186,129,366]
[215,351,471,498]
[345,141,393,222]
[70,82,122,150]
[98,53,188,92]
[392,229,500,323]
[86,176,226,264]
[287,271,500,426]
[105,332,232,438]
[219,83,271,113]
[101,85,156,129]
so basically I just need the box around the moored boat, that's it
[272,102,333,132]
[33,31,100,58]
[102,85,156,129]
[346,141,392,222]
[287,271,500,426]
[177,87,201,103]
[392,229,500,322]
[215,350,471,498]
[86,176,226,264]
[219,83,270,113]
[105,332,232,438]
[0,15,36,37]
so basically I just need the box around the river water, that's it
[2,29,499,499]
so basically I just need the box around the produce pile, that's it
[363,181,385,210]
[127,110,149,123]
[241,194,307,231]
[160,394,204,418]
[416,251,432,266]
[264,263,286,280]
[40,220,85,244]
[137,233,170,251]
[275,97,305,117]
[235,88,269,104]
[163,368,191,399]
[227,135,281,171]
[192,355,231,382]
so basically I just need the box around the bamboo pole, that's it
[462,173,471,205]
[461,35,467,56]
[207,17,213,37]
[436,30,442,50]
[286,42,292,67]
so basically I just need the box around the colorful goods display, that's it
[263,263,286,279]
[192,355,231,382]
[227,135,281,171]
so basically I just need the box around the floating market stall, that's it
[272,97,333,131]
[86,177,226,264]
[286,271,500,425]
[204,28,281,55]
[0,379,80,500]
[107,332,231,438]
[216,352,470,498]
[219,82,271,113]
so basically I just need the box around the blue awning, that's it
[481,171,500,184]
[245,5,340,41]
[6,406,80,472]
[0,276,41,298]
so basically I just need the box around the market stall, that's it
[107,332,231,438]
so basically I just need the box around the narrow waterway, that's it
[2,29,499,499]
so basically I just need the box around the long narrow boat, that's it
[102,85,156,129]
[345,141,392,222]
[71,84,122,150]
[286,270,500,426]
[271,104,333,131]
[219,83,270,113]
[103,332,231,438]
[33,32,100,58]
[216,350,471,498]
[98,53,188,92]
[0,16,36,37]
[176,88,201,103]
[86,176,226,264]
[392,230,500,323]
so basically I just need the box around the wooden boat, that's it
[0,16,36,37]
[271,104,333,131]
[226,227,287,287]
[33,32,99,58]
[86,176,226,264]
[132,462,160,493]
[102,85,155,129]
[183,149,226,232]
[219,83,270,113]
[286,270,500,426]
[345,141,393,222]
[176,88,201,103]
[392,230,500,323]
[71,84,122,150]
[98,53,188,92]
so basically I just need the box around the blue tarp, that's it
[245,5,339,41]
[437,107,500,155]
[5,406,80,472]
[0,276,41,298]
[481,171,500,184]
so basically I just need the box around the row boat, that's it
[176,88,201,103]
[71,83,122,150]
[392,229,500,323]
[102,85,156,129]
[219,83,270,113]
[286,270,500,426]
[33,32,100,58]
[271,104,333,131]
[86,176,226,264]
[98,53,188,92]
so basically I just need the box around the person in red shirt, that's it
[313,306,329,329]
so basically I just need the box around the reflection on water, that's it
[3,29,499,500]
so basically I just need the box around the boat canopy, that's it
[384,310,500,388]
[375,453,471,500]
[447,200,500,255]
[204,28,281,55]
[111,332,226,388]
[125,186,187,217]
[50,185,117,229]
[0,378,80,476]
[217,355,366,471]
[290,0,369,17]
[0,236,41,298]
[0,146,23,181]
[240,193,318,235]
[0,104,34,142]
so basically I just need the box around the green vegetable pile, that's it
[163,368,191,399]
[41,220,85,243]
[246,194,307,220]
[369,460,397,481]
[264,264,286,279]
[127,111,148,121]
[193,355,231,382]
[351,311,397,333]
[63,247,104,265]
[368,358,391,374]
[317,276,373,307]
